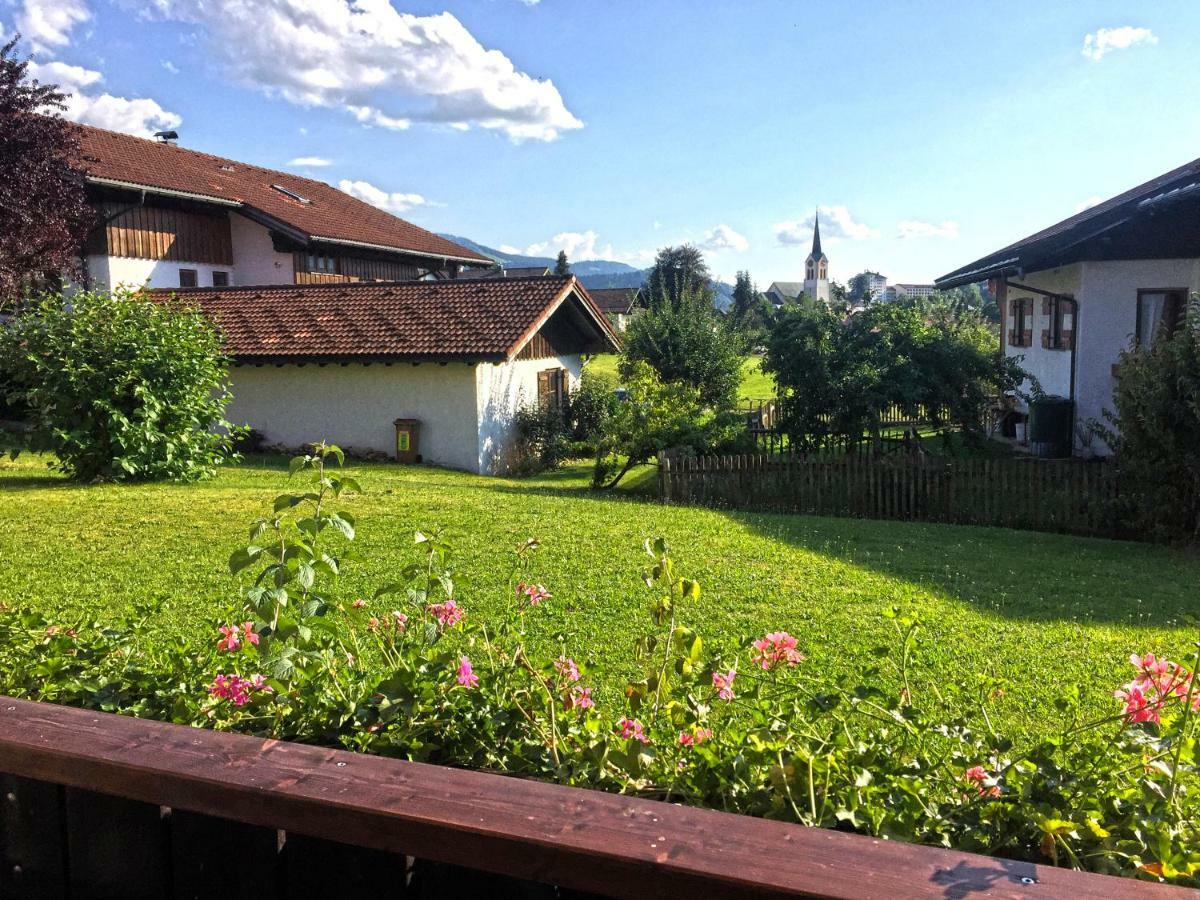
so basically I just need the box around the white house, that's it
[156,277,620,475]
[937,155,1200,453]
[76,124,493,290]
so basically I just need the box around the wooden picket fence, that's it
[659,453,1122,537]
[741,399,954,454]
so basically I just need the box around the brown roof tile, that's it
[151,276,618,361]
[587,287,641,314]
[76,124,491,265]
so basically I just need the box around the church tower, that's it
[802,211,830,303]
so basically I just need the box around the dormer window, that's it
[219,165,236,173]
[272,184,311,204]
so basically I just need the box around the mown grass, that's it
[1,450,1197,736]
[585,354,775,402]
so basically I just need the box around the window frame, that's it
[1046,295,1075,351]
[211,271,230,287]
[1135,288,1187,348]
[537,367,569,413]
[178,268,198,288]
[1009,297,1032,347]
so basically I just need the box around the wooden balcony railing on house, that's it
[0,697,1188,899]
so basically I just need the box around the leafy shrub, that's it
[569,367,618,444]
[0,288,241,481]
[0,449,1196,886]
[513,403,572,474]
[1103,296,1200,540]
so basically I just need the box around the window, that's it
[271,183,311,204]
[178,269,198,288]
[304,254,338,274]
[1136,290,1186,347]
[1008,297,1032,347]
[1045,295,1075,351]
[537,368,569,412]
[212,271,230,287]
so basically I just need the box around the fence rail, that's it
[660,453,1120,536]
[0,697,1175,899]
[741,399,955,454]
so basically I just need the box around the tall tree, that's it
[643,244,713,311]
[847,272,873,304]
[554,249,570,276]
[0,37,94,309]
[730,270,772,340]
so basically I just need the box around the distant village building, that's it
[763,281,804,306]
[885,282,937,301]
[862,271,887,303]
[802,212,830,303]
[588,287,643,332]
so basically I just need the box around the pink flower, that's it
[554,656,581,683]
[1116,684,1162,724]
[517,582,551,607]
[367,617,380,631]
[208,673,270,706]
[216,625,240,653]
[241,622,259,647]
[750,631,804,670]
[428,600,465,628]
[617,717,649,744]
[391,611,408,633]
[566,685,594,711]
[712,669,736,700]
[962,765,1001,798]
[1117,651,1198,722]
[678,728,713,747]
[352,598,366,609]
[456,656,479,688]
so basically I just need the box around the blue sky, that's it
[6,0,1200,284]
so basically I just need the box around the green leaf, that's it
[327,514,355,541]
[273,494,303,512]
[288,456,308,476]
[228,546,263,575]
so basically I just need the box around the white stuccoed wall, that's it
[86,255,235,291]
[229,213,295,286]
[1007,259,1200,453]
[475,355,583,475]
[226,363,481,471]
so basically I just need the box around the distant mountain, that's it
[438,234,734,310]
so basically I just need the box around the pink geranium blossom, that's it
[428,600,465,628]
[1116,651,1199,723]
[208,673,270,706]
[566,685,594,711]
[712,669,736,700]
[750,632,805,670]
[391,611,408,633]
[678,728,713,747]
[240,622,259,646]
[554,656,581,683]
[456,656,479,688]
[352,598,366,609]
[963,766,1001,798]
[617,717,649,744]
[216,625,240,652]
[517,582,551,606]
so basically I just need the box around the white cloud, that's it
[161,60,179,75]
[123,0,583,142]
[338,178,431,214]
[289,156,332,167]
[1075,195,1103,213]
[27,58,181,137]
[1082,26,1157,61]
[897,219,960,239]
[525,230,603,260]
[15,0,90,54]
[699,223,748,253]
[775,205,879,246]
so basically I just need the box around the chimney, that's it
[153,130,179,144]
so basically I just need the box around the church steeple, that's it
[803,208,830,303]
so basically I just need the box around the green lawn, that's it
[1,451,1197,736]
[586,354,775,402]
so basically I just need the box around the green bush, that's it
[0,450,1195,885]
[513,403,572,474]
[0,288,240,481]
[1104,295,1200,540]
[569,367,618,444]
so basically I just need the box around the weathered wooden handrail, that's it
[0,697,1188,898]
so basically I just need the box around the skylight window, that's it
[271,183,311,204]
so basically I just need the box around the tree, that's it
[0,288,242,481]
[764,301,1023,454]
[0,37,94,310]
[620,282,745,409]
[554,250,570,276]
[644,244,713,311]
[592,361,744,489]
[847,272,874,305]
[729,270,772,341]
[1102,295,1200,539]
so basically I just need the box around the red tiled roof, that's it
[588,287,641,314]
[75,124,490,265]
[151,276,619,361]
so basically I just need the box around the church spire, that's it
[811,209,823,259]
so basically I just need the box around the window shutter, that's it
[537,369,552,410]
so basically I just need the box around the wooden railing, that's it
[0,697,1185,899]
[741,399,955,455]
[660,454,1122,537]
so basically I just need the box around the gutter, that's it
[86,176,242,207]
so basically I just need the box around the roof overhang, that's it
[311,235,491,267]
[87,175,241,207]
[505,279,622,361]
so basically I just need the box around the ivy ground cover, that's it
[0,451,1197,737]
